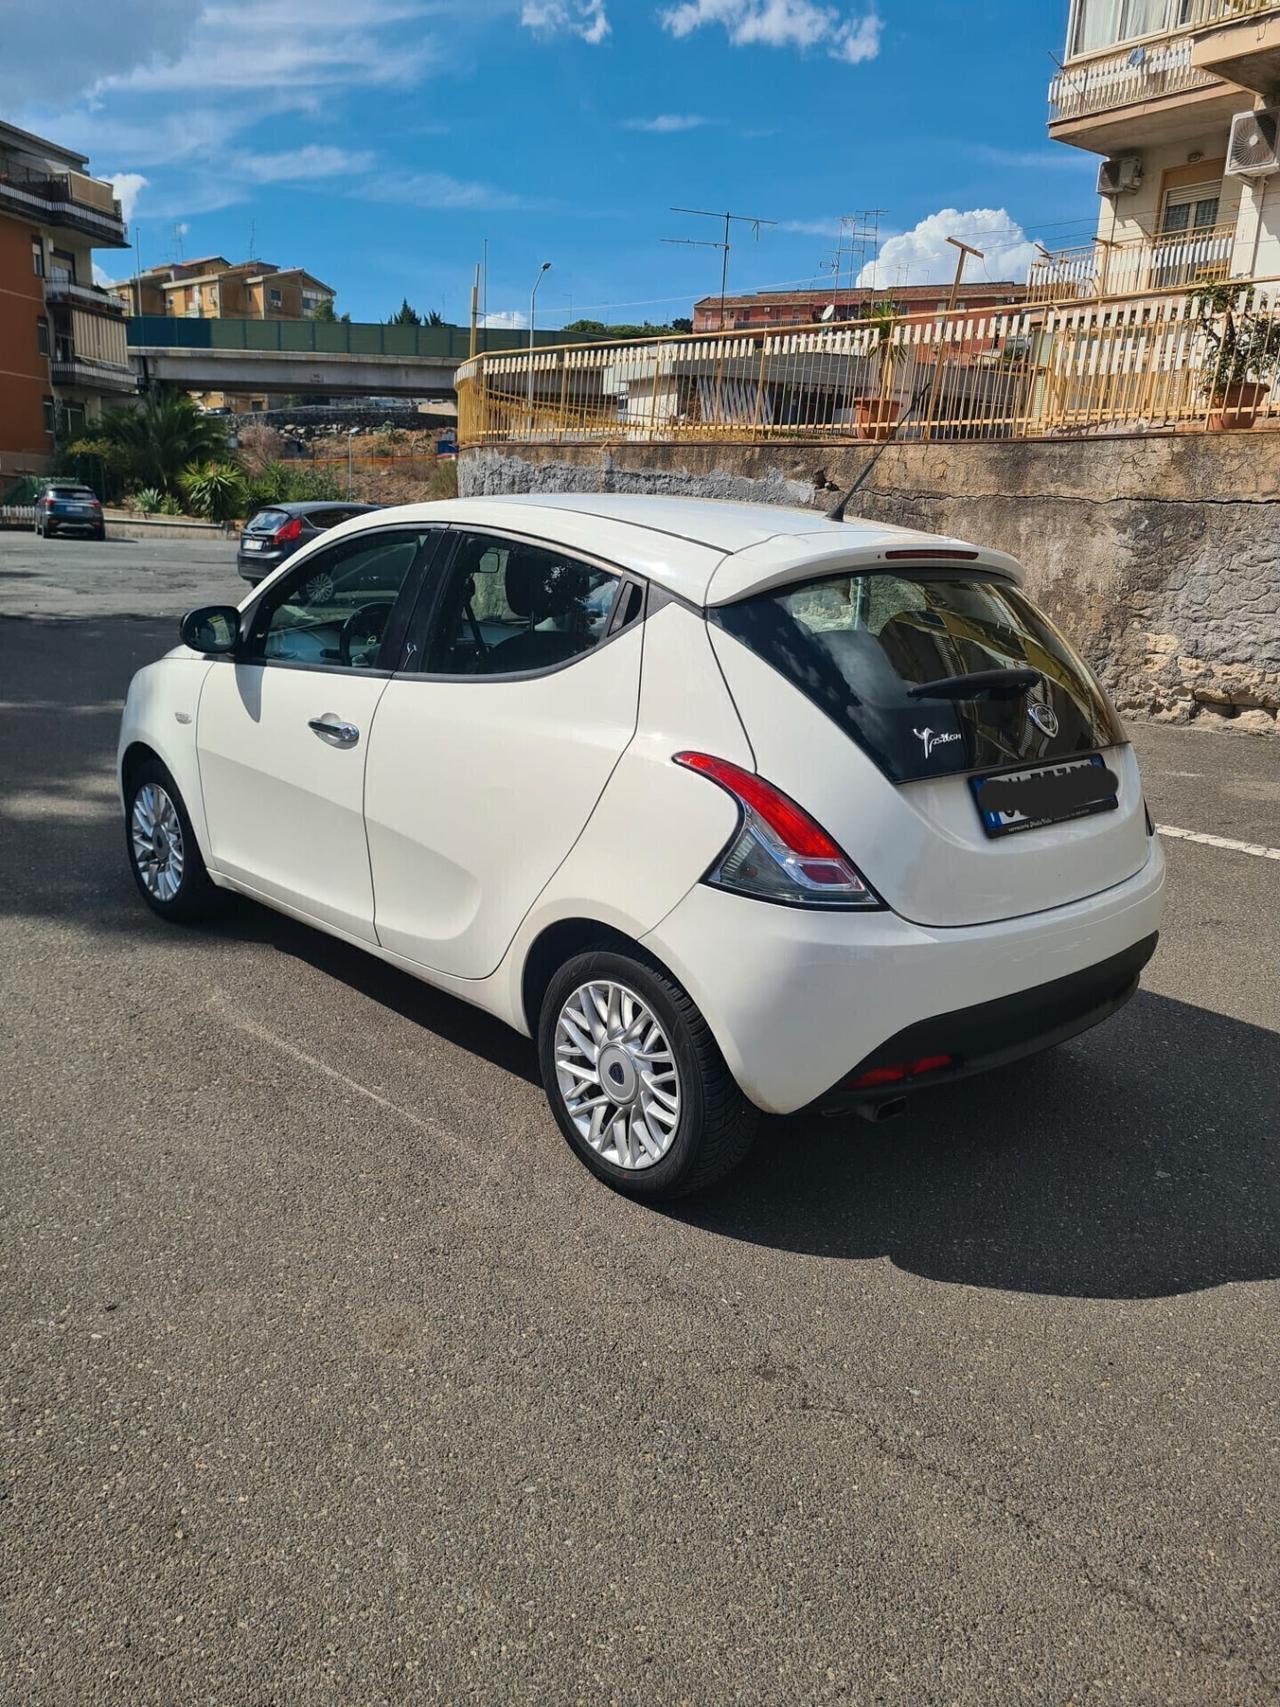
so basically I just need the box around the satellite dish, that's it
[819,303,836,322]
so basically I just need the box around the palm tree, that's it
[99,388,230,495]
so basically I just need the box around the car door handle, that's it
[308,714,360,748]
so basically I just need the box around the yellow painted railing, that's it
[456,282,1280,449]
[1028,223,1236,300]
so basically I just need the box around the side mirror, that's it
[180,605,240,655]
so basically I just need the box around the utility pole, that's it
[469,262,480,359]
[924,236,984,439]
[663,207,776,331]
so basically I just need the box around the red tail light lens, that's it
[845,1054,954,1091]
[674,752,881,910]
[272,516,303,544]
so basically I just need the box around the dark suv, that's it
[237,501,380,585]
[35,483,105,540]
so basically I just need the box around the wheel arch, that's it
[520,916,683,1038]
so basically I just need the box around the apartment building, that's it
[0,120,133,475]
[692,282,1029,333]
[110,258,335,320]
[1042,0,1280,295]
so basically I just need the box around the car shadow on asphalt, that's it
[672,989,1280,1300]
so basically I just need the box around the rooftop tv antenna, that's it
[822,209,886,298]
[663,206,777,330]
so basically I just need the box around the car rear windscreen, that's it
[713,569,1125,784]
[245,509,290,534]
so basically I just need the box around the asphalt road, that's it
[2,534,1278,1706]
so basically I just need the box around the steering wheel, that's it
[339,600,395,668]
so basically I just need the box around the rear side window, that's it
[424,532,629,677]
[246,508,290,534]
[713,570,1125,784]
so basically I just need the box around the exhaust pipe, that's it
[854,1096,908,1125]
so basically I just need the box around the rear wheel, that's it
[538,948,758,1200]
[124,759,222,923]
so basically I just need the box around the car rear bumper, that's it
[237,549,287,582]
[641,837,1166,1115]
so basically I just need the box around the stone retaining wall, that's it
[459,435,1280,733]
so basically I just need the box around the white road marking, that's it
[1157,824,1280,861]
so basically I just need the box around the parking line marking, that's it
[1158,824,1280,861]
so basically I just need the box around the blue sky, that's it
[3,0,1095,327]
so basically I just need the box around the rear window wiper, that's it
[907,667,1042,701]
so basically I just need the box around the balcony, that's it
[1046,0,1280,148]
[44,279,127,317]
[49,353,137,394]
[50,310,136,396]
[0,162,128,246]
[1028,221,1236,298]
[1193,0,1280,92]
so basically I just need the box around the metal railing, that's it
[125,316,601,359]
[1028,222,1236,299]
[1049,36,1218,122]
[1050,0,1280,121]
[456,282,1280,448]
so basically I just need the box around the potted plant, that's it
[1193,283,1280,430]
[852,299,904,440]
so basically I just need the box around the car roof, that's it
[250,500,380,517]
[317,494,1023,605]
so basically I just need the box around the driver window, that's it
[426,532,625,676]
[250,530,426,670]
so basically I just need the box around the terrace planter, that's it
[852,396,901,441]
[1207,381,1270,431]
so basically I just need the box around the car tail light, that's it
[272,516,303,545]
[673,752,882,909]
[42,497,55,508]
[844,1054,954,1091]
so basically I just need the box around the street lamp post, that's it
[347,426,358,498]
[527,261,551,415]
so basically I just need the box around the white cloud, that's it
[623,113,711,132]
[480,310,529,329]
[856,208,1039,289]
[368,172,533,212]
[521,0,609,42]
[229,145,377,183]
[780,217,843,238]
[92,263,120,289]
[659,0,880,63]
[972,145,1100,173]
[100,0,438,93]
[108,172,148,221]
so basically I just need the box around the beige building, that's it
[1042,0,1280,295]
[110,257,335,320]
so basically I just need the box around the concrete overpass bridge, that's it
[126,317,577,400]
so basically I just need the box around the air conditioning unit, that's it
[1096,155,1143,196]
[1227,107,1280,178]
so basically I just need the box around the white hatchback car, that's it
[119,495,1165,1197]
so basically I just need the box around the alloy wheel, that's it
[554,980,682,1170]
[131,783,186,902]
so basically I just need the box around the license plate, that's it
[970,754,1119,839]
[68,504,90,514]
[243,537,264,550]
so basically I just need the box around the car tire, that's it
[93,527,106,541]
[124,758,223,924]
[538,947,758,1200]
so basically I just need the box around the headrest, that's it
[504,555,591,623]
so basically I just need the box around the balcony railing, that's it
[456,282,1280,449]
[1049,37,1220,122]
[44,279,127,317]
[1028,222,1236,299]
[0,161,127,244]
[1064,0,1276,64]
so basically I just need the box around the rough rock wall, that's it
[459,436,1280,733]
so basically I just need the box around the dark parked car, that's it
[236,501,380,584]
[34,483,105,540]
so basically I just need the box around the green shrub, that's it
[181,462,248,524]
[133,487,164,515]
[424,460,458,500]
[282,465,342,502]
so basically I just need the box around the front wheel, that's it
[124,759,222,923]
[538,948,758,1200]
